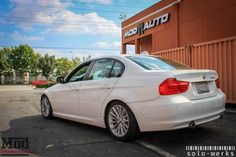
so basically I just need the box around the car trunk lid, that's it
[171,70,218,100]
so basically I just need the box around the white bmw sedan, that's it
[41,55,225,141]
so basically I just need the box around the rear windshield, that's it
[126,55,190,70]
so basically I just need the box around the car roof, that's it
[87,54,128,60]
[85,54,159,62]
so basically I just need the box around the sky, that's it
[0,0,159,59]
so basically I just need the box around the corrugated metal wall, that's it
[153,36,236,104]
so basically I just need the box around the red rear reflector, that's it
[215,79,220,88]
[159,78,189,95]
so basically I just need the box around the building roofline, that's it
[122,0,181,29]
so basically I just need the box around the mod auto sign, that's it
[124,13,170,38]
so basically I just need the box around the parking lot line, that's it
[136,140,177,157]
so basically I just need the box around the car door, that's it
[51,62,91,116]
[79,58,124,118]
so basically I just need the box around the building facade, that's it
[122,0,236,53]
[121,0,236,103]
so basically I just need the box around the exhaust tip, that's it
[189,121,196,129]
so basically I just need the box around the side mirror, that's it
[56,76,65,84]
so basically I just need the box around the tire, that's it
[41,95,53,119]
[105,101,140,141]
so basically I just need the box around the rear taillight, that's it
[159,78,189,95]
[215,79,220,88]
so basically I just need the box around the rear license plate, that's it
[196,82,209,94]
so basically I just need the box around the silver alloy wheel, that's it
[108,104,129,137]
[41,97,50,117]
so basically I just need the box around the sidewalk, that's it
[0,85,35,91]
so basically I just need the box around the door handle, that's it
[101,84,112,89]
[100,87,111,89]
[71,88,79,91]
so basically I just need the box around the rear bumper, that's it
[129,90,225,132]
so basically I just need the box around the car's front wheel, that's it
[41,95,53,119]
[106,101,139,141]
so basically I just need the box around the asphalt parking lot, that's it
[0,85,236,157]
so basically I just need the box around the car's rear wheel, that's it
[41,95,53,119]
[106,101,139,141]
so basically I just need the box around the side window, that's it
[88,59,114,80]
[68,63,90,82]
[110,61,124,78]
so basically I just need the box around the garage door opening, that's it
[140,34,152,54]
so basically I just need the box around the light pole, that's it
[119,12,126,21]
[70,51,74,60]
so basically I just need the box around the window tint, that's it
[126,56,190,70]
[68,63,90,82]
[110,61,123,78]
[88,59,114,80]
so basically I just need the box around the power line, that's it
[0,10,135,20]
[0,21,122,30]
[0,14,121,24]
[0,7,137,14]
[2,0,145,9]
[0,45,121,51]
[0,12,123,19]
[0,17,122,27]
[0,12,129,23]
[0,3,140,23]
[0,0,155,21]
[61,0,145,9]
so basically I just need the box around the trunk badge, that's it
[203,73,215,80]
